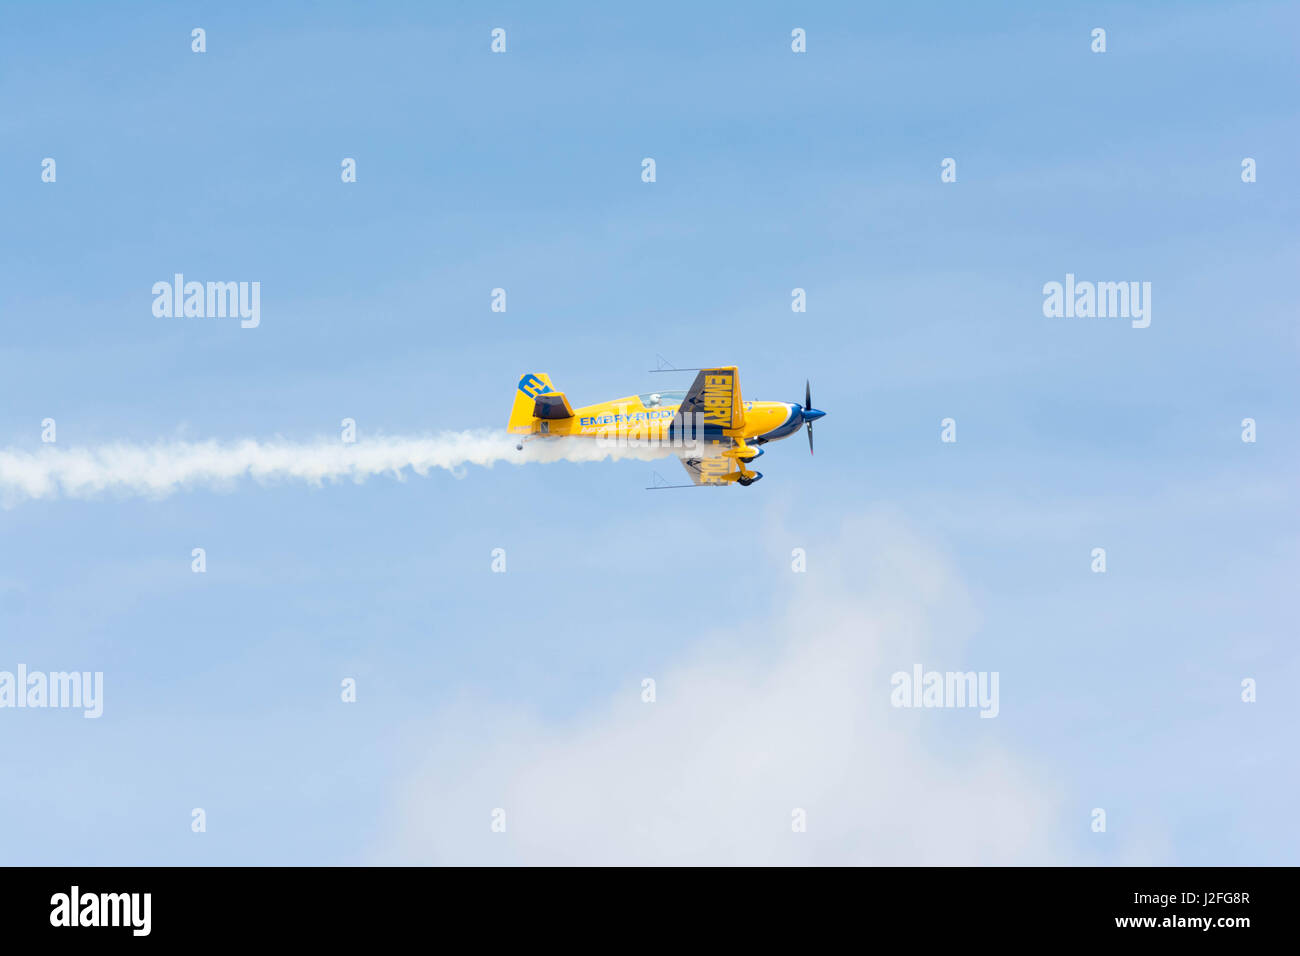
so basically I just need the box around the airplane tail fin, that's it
[508,372,556,434]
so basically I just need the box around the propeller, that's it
[806,380,813,454]
[801,379,825,455]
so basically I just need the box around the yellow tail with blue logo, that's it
[508,372,577,434]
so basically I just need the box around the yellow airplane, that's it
[507,367,825,487]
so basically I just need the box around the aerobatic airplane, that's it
[507,366,825,487]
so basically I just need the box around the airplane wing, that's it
[676,367,744,431]
[676,454,743,486]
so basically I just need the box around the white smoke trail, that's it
[0,430,680,505]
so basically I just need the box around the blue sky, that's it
[1,0,1296,864]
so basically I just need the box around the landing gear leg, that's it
[723,437,762,485]
[725,437,759,462]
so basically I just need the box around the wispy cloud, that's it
[374,514,1073,865]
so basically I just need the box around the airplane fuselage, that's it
[560,397,803,445]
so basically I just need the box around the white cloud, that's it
[375,513,1070,865]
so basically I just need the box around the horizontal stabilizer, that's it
[534,392,575,420]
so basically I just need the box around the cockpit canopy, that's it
[638,389,686,408]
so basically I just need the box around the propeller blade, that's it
[805,379,811,410]
[807,422,814,455]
